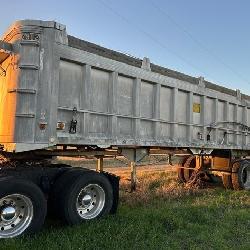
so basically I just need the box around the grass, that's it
[1,168,249,250]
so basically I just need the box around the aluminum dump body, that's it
[1,20,250,153]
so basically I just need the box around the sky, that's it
[1,0,250,94]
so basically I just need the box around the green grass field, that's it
[1,170,250,250]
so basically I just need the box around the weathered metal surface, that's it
[0,41,13,52]
[1,20,250,153]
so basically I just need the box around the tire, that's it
[183,156,196,182]
[177,156,189,183]
[222,174,233,189]
[0,177,47,238]
[177,167,185,183]
[48,168,91,218]
[232,161,250,190]
[53,171,113,225]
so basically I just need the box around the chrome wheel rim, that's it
[0,194,33,238]
[76,184,105,219]
[241,165,250,190]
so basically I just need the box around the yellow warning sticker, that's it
[193,103,201,113]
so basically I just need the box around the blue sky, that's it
[1,0,250,93]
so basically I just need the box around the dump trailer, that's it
[0,20,249,238]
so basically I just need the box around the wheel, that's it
[53,171,113,225]
[177,167,185,183]
[183,156,196,182]
[232,161,250,190]
[177,156,189,183]
[222,173,233,189]
[48,168,91,217]
[0,177,47,238]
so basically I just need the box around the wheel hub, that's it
[1,206,16,221]
[76,184,105,219]
[0,194,33,238]
[82,194,92,206]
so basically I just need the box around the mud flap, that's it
[102,172,120,214]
